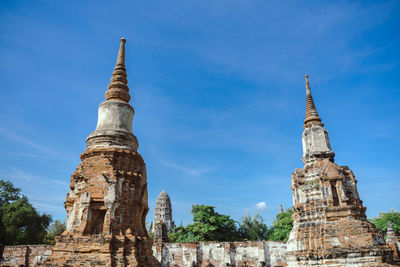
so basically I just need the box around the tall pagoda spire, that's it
[300,75,334,162]
[46,37,160,266]
[105,37,130,103]
[304,75,322,126]
[86,38,138,150]
[286,76,395,266]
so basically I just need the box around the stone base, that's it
[287,253,396,267]
[287,218,396,266]
[43,234,160,266]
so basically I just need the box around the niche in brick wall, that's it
[84,201,106,235]
[330,181,339,206]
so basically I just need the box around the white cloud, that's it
[255,201,268,211]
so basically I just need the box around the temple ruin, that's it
[43,38,160,266]
[387,221,400,264]
[1,41,399,266]
[285,76,396,266]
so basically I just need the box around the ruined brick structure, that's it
[286,76,396,266]
[150,191,175,235]
[387,221,400,245]
[152,241,287,267]
[153,222,169,243]
[1,242,288,267]
[387,221,400,265]
[44,38,160,266]
[2,60,400,266]
[0,245,52,266]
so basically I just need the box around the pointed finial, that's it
[105,38,131,102]
[304,75,322,127]
[305,75,310,93]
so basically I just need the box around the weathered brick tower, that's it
[286,76,395,266]
[150,191,175,234]
[46,38,160,266]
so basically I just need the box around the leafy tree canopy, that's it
[238,213,268,241]
[370,210,400,239]
[0,179,52,245]
[0,179,22,206]
[169,205,238,242]
[267,209,293,242]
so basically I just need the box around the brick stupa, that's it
[286,76,395,266]
[45,38,160,266]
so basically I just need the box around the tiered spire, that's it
[105,38,131,103]
[86,38,138,151]
[304,75,322,126]
[301,75,334,161]
[151,190,175,234]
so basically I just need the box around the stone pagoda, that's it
[45,38,160,266]
[150,191,175,235]
[286,75,395,266]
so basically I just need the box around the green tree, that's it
[2,197,51,245]
[170,205,238,242]
[45,220,66,245]
[0,179,52,245]
[370,210,400,239]
[0,180,22,206]
[168,225,193,243]
[238,213,268,241]
[267,209,293,242]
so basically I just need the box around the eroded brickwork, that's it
[387,221,400,265]
[286,76,396,266]
[2,55,398,266]
[43,38,159,266]
[0,245,52,266]
[152,241,287,267]
[47,149,157,266]
[287,159,394,266]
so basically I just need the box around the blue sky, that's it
[0,1,399,226]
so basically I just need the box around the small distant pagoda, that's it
[286,76,395,266]
[150,191,175,237]
[45,38,160,266]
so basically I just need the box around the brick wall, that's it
[152,241,287,267]
[0,245,52,267]
[2,241,398,266]
[1,242,287,267]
